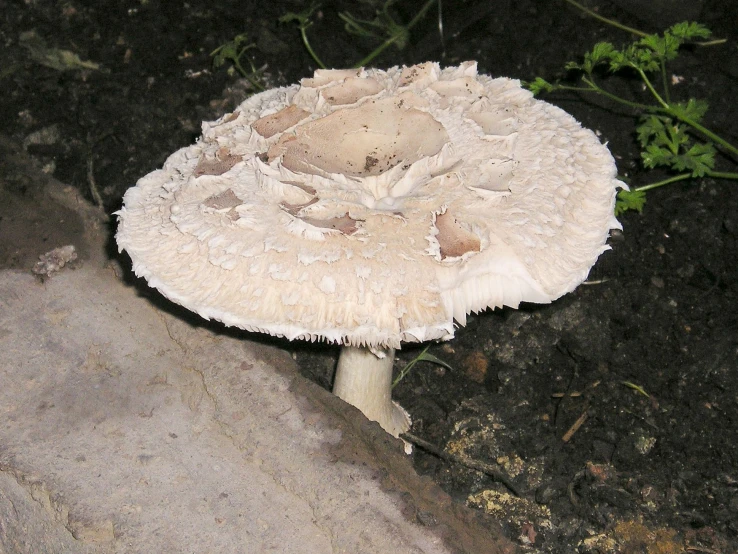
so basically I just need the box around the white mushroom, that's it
[116,62,622,439]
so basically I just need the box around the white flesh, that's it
[333,346,411,438]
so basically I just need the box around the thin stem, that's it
[587,80,653,110]
[562,0,647,37]
[353,0,437,68]
[660,60,670,104]
[674,114,738,160]
[707,171,738,180]
[392,344,430,388]
[698,38,728,47]
[633,173,692,192]
[636,68,669,109]
[406,0,438,30]
[400,432,521,496]
[634,170,738,193]
[234,53,264,92]
[556,79,654,112]
[353,31,403,68]
[301,25,326,69]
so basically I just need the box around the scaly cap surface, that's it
[117,62,622,348]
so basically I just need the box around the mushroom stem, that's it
[333,346,411,438]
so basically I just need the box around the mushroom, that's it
[116,62,622,440]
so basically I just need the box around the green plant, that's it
[278,3,327,69]
[280,0,438,69]
[210,33,265,91]
[392,344,453,389]
[528,20,738,215]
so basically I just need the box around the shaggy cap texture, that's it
[117,61,622,349]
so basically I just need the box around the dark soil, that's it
[2,0,737,552]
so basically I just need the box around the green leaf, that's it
[639,31,681,61]
[669,99,709,124]
[606,41,663,72]
[673,142,716,176]
[415,352,454,373]
[641,129,716,176]
[605,50,625,71]
[634,45,660,71]
[642,143,675,169]
[646,119,688,154]
[591,41,616,62]
[637,116,687,155]
[669,22,711,41]
[615,189,646,215]
[392,344,455,388]
[211,34,251,68]
[630,23,712,69]
[526,77,554,95]
[636,115,667,148]
[279,3,320,26]
[581,41,616,73]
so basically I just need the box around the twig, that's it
[561,409,588,442]
[400,432,521,496]
[552,390,583,398]
[556,380,599,441]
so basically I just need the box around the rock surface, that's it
[0,143,514,554]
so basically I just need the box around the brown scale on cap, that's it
[194,147,242,177]
[252,105,309,139]
[300,214,361,235]
[202,189,242,222]
[434,211,481,260]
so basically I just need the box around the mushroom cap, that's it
[117,62,622,349]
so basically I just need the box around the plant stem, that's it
[557,80,654,112]
[633,173,691,192]
[406,0,438,31]
[301,25,326,69]
[636,68,669,109]
[400,432,521,496]
[673,114,738,160]
[707,171,738,180]
[562,0,647,37]
[353,0,437,68]
[392,344,430,388]
[234,55,264,91]
[659,60,670,104]
[353,32,403,68]
[634,170,738,193]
